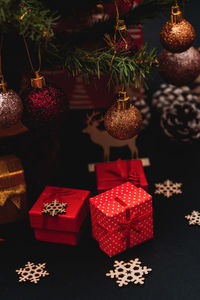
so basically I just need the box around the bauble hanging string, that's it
[103,1,143,140]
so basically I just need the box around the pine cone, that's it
[130,96,151,130]
[161,100,200,142]
[152,84,197,113]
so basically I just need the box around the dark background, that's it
[1,1,200,299]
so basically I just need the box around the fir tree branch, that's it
[46,41,158,87]
[16,0,59,41]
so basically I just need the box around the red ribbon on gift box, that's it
[43,190,75,204]
[101,158,140,186]
[97,196,152,250]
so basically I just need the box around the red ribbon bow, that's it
[106,158,140,186]
[118,211,142,249]
[44,190,75,203]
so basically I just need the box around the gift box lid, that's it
[95,159,148,190]
[90,182,151,218]
[29,186,90,233]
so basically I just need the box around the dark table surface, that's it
[1,2,200,300]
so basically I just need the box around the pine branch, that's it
[0,0,18,31]
[16,0,59,41]
[46,40,158,87]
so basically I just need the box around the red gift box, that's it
[29,186,90,245]
[95,158,148,193]
[90,182,153,257]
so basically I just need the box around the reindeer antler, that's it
[85,111,102,124]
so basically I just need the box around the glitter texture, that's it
[160,19,195,53]
[116,34,138,54]
[22,84,68,128]
[104,102,143,140]
[159,47,200,86]
[0,90,23,129]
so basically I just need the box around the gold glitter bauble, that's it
[159,47,200,86]
[0,90,23,129]
[104,102,143,140]
[160,19,195,52]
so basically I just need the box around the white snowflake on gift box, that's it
[42,199,67,217]
[154,179,182,198]
[106,258,152,287]
[185,211,200,226]
[16,262,49,284]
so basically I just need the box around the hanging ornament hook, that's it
[117,89,130,111]
[23,36,46,88]
[171,1,182,24]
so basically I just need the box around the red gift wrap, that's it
[95,158,148,193]
[29,186,90,245]
[90,182,153,257]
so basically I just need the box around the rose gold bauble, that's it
[0,89,23,129]
[160,19,195,53]
[159,47,200,86]
[104,101,143,140]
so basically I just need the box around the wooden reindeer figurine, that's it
[82,111,139,162]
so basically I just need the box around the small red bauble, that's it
[116,33,138,53]
[21,84,68,128]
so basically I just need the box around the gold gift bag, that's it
[0,155,27,224]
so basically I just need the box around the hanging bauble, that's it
[104,91,142,140]
[161,99,200,142]
[0,80,23,129]
[159,47,200,86]
[115,20,138,54]
[160,3,195,53]
[152,84,198,113]
[21,73,68,128]
[130,96,151,130]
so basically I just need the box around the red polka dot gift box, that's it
[95,158,148,194]
[29,186,90,245]
[89,182,153,257]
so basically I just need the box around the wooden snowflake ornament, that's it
[16,262,49,284]
[106,258,152,287]
[42,199,67,217]
[185,211,200,226]
[154,179,182,198]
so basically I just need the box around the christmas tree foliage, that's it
[0,0,190,87]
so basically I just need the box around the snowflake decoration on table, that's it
[185,211,200,226]
[106,258,152,287]
[42,199,67,217]
[154,179,182,198]
[16,262,49,284]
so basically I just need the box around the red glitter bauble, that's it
[115,34,138,54]
[21,84,68,128]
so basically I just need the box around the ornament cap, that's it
[116,19,127,31]
[0,76,7,93]
[117,90,130,110]
[31,72,46,89]
[171,3,182,24]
